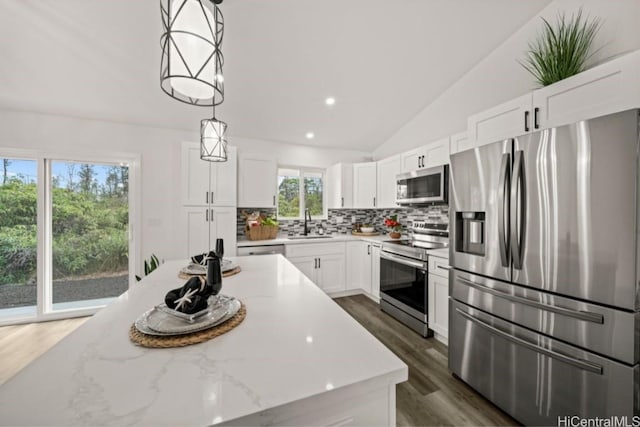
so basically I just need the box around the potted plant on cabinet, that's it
[384,215,402,239]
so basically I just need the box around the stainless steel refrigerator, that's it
[449,109,640,425]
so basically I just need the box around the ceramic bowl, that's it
[360,227,375,233]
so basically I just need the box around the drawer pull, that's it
[456,308,603,374]
[457,276,604,324]
[437,265,451,271]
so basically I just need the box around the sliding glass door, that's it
[0,158,38,319]
[51,161,130,311]
[0,153,137,324]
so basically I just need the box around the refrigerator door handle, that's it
[498,152,511,267]
[455,308,603,374]
[456,275,605,324]
[510,150,526,269]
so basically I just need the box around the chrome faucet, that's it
[303,208,311,235]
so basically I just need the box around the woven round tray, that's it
[178,266,241,281]
[129,302,246,348]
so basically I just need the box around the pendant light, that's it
[200,114,228,162]
[160,0,224,106]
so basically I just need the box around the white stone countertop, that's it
[0,256,408,426]
[238,234,451,260]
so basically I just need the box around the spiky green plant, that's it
[135,254,161,282]
[521,9,601,87]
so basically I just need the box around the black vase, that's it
[207,255,223,297]
[215,238,224,259]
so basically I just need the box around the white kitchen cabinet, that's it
[181,143,237,206]
[467,50,640,149]
[400,137,451,173]
[353,162,377,208]
[346,241,380,298]
[346,241,372,293]
[370,243,381,299]
[327,163,353,209]
[449,131,473,155]
[423,137,450,168]
[376,155,400,209]
[238,154,277,208]
[286,242,346,294]
[182,206,237,258]
[428,255,449,344]
[467,93,533,147]
[400,146,425,173]
[532,49,640,130]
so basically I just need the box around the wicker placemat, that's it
[129,303,246,348]
[178,266,241,280]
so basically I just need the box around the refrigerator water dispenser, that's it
[455,212,485,256]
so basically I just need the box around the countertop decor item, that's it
[385,215,402,239]
[351,230,380,237]
[135,254,163,282]
[521,8,601,87]
[243,211,279,240]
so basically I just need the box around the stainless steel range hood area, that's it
[447,109,640,424]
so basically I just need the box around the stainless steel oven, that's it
[379,250,429,336]
[396,165,447,206]
[379,220,448,337]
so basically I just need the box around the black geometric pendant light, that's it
[160,0,229,162]
[160,0,224,106]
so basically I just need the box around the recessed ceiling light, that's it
[305,132,315,139]
[325,97,336,106]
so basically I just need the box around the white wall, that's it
[231,136,370,168]
[373,0,640,159]
[0,110,369,269]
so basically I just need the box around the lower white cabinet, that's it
[346,241,381,298]
[286,243,346,294]
[182,206,237,258]
[428,255,449,342]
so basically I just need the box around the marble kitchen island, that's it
[0,255,407,426]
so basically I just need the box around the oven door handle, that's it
[380,251,427,270]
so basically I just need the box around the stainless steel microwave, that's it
[396,165,448,205]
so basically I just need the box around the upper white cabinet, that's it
[467,93,533,147]
[400,137,450,173]
[353,162,377,209]
[238,154,277,208]
[532,49,640,130]
[468,50,640,149]
[449,131,473,155]
[327,163,353,209]
[181,143,237,206]
[376,155,400,209]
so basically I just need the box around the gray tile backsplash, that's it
[237,206,448,238]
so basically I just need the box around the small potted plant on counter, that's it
[384,215,402,239]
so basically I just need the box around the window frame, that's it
[277,166,327,220]
[0,147,140,326]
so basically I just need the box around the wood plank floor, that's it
[334,294,519,427]
[0,317,88,385]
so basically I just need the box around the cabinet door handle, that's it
[341,197,344,208]
[206,191,209,204]
[534,107,540,129]
[273,195,276,206]
[205,209,209,222]
[422,155,426,167]
[318,258,320,269]
[373,197,376,207]
[367,245,370,255]
[417,156,420,168]
[524,110,530,132]
[211,191,214,203]
[210,209,214,221]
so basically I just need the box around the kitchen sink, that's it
[287,235,334,240]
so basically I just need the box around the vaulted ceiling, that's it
[0,0,551,152]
